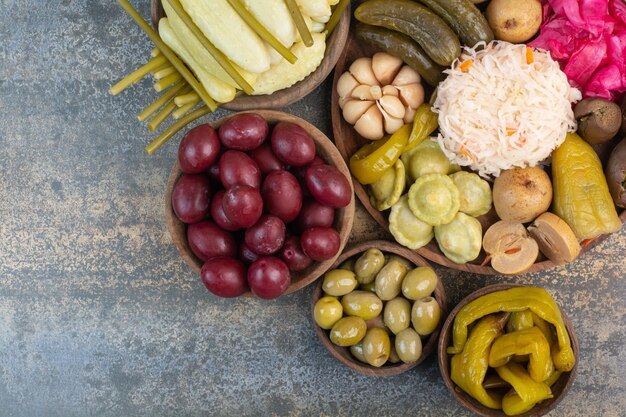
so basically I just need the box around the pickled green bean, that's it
[173,99,199,119]
[148,99,177,132]
[154,72,183,92]
[137,82,187,122]
[116,0,217,111]
[145,106,211,154]
[109,55,167,95]
[285,0,313,47]
[325,0,349,36]
[153,66,177,80]
[174,91,199,107]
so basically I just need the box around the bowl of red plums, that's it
[165,110,355,300]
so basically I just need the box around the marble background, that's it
[1,1,624,416]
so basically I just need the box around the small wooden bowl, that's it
[311,240,448,376]
[151,0,350,110]
[165,110,355,297]
[331,21,626,275]
[438,283,579,417]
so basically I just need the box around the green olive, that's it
[388,255,413,271]
[330,316,367,347]
[388,343,401,364]
[361,327,391,367]
[350,342,367,363]
[313,296,343,329]
[322,269,358,296]
[375,260,408,301]
[402,267,438,300]
[360,281,376,293]
[383,297,411,334]
[341,291,383,320]
[354,249,385,284]
[411,297,441,336]
[395,328,423,363]
[338,258,355,271]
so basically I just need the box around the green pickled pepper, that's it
[552,132,621,240]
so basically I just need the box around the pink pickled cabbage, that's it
[530,0,626,101]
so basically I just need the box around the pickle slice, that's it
[408,173,460,226]
[389,195,434,250]
[450,171,492,217]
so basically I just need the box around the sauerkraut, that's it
[433,41,581,177]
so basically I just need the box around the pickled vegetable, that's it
[450,171,492,217]
[375,259,409,301]
[389,195,434,250]
[552,133,621,240]
[408,173,460,226]
[434,212,482,264]
[330,316,367,346]
[402,139,460,181]
[354,249,385,284]
[341,291,384,320]
[368,159,406,211]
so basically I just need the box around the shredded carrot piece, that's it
[526,47,534,64]
[460,59,473,72]
[580,238,597,247]
[504,247,522,255]
[506,127,517,136]
[460,145,471,158]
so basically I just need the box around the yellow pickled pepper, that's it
[552,132,621,240]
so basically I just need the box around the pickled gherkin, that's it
[552,133,621,240]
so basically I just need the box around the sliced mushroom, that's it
[483,221,539,275]
[528,212,581,264]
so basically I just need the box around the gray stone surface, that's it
[0,1,624,416]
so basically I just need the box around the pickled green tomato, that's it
[314,296,343,329]
[411,297,441,336]
[330,316,367,347]
[408,173,460,226]
[322,269,358,296]
[401,267,438,300]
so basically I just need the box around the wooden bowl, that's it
[437,283,579,417]
[311,240,448,376]
[165,110,355,297]
[330,18,626,275]
[151,0,350,110]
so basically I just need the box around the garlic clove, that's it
[349,57,380,86]
[392,65,421,86]
[338,96,350,110]
[351,85,382,101]
[337,72,360,99]
[372,52,403,85]
[397,83,425,110]
[403,106,417,124]
[343,99,375,124]
[378,95,406,119]
[381,85,399,97]
[354,105,385,140]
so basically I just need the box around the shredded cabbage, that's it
[432,41,581,178]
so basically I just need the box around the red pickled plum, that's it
[261,170,302,222]
[187,221,237,262]
[249,143,285,174]
[279,236,313,272]
[172,174,211,223]
[239,241,260,264]
[178,124,221,174]
[301,227,341,261]
[222,185,263,228]
[247,257,291,299]
[305,164,351,208]
[244,215,286,255]
[219,113,269,151]
[219,150,261,189]
[210,190,240,231]
[201,257,248,298]
[271,122,316,166]
[295,199,335,231]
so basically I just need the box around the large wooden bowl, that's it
[151,0,350,110]
[438,283,578,417]
[165,110,355,297]
[312,240,448,376]
[331,22,626,275]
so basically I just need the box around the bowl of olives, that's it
[166,110,355,299]
[311,240,447,376]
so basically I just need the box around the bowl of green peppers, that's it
[437,284,578,417]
